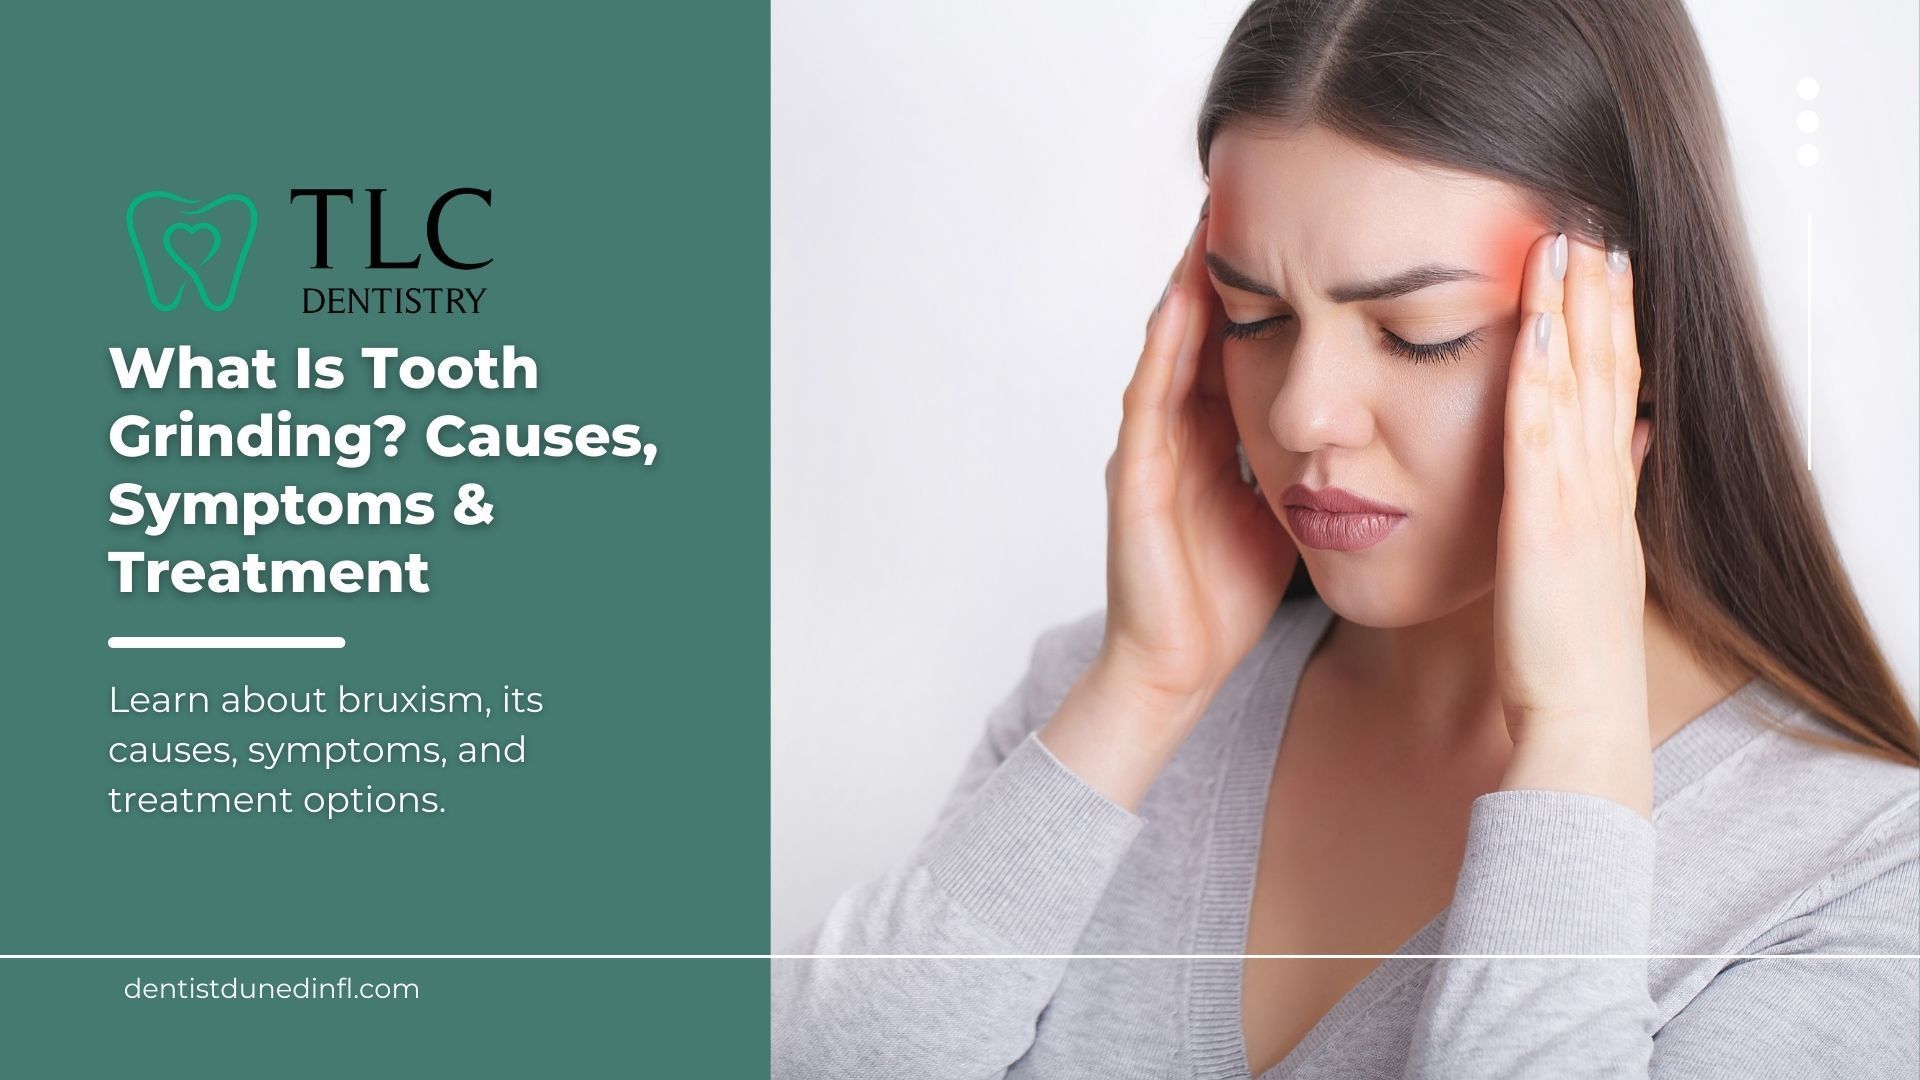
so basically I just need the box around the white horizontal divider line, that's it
[2,953,1915,961]
[108,636,345,650]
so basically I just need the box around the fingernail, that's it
[1533,311,1551,350]
[1607,247,1630,274]
[1550,233,1567,279]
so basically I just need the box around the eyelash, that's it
[1218,315,1481,366]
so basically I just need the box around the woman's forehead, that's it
[1207,124,1541,291]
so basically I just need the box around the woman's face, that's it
[1205,123,1546,628]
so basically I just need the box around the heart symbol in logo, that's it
[163,222,221,269]
[162,222,223,308]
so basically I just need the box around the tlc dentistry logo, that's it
[126,191,258,312]
[125,187,492,316]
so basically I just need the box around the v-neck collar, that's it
[1183,595,1782,1080]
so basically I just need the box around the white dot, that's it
[1797,110,1819,133]
[1797,77,1819,100]
[1797,143,1820,166]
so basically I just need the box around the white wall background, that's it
[770,0,1920,948]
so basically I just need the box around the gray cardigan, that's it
[772,596,1920,1078]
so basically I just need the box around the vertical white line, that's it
[1806,212,1813,471]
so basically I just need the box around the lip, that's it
[1279,484,1405,516]
[1279,484,1407,552]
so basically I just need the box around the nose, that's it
[1267,324,1376,454]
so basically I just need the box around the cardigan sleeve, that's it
[771,614,1145,1080]
[1404,790,1920,1079]
[1647,803,1919,1078]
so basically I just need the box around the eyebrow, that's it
[1205,252,1490,304]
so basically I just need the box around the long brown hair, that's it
[1198,0,1919,766]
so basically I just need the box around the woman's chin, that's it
[1302,562,1426,629]
[1308,560,1493,631]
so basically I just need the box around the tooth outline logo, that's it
[126,191,258,311]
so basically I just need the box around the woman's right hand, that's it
[1037,208,1299,809]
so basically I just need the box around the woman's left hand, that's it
[1492,231,1657,819]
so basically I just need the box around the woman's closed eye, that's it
[1381,326,1482,365]
[1219,314,1482,366]
[1219,314,1291,342]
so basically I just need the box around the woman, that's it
[772,0,1920,1076]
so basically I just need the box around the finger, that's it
[1167,212,1213,424]
[1185,201,1228,403]
[1192,284,1229,402]
[1120,231,1201,461]
[1144,237,1189,336]
[1186,279,1240,473]
[1505,233,1564,510]
[1520,232,1582,505]
[1563,235,1616,484]
[1607,246,1642,476]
